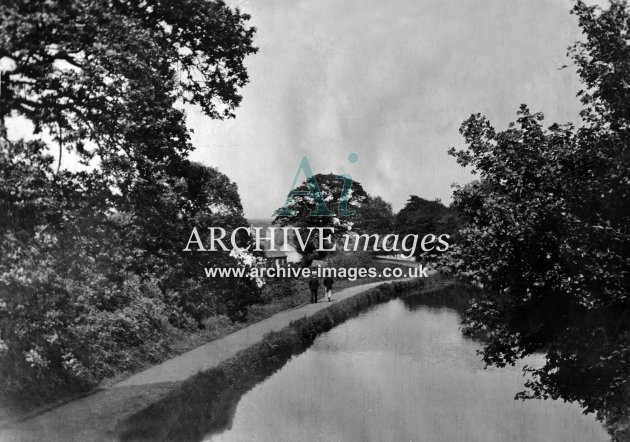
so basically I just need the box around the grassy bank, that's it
[107,258,415,384]
[117,276,456,441]
[0,259,413,426]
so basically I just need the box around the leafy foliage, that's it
[0,0,259,403]
[395,196,460,259]
[353,194,395,235]
[327,251,373,271]
[444,1,630,437]
[0,0,256,177]
[273,173,368,260]
[0,134,262,403]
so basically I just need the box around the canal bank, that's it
[1,276,436,442]
[206,293,608,442]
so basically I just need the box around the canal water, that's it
[205,295,608,442]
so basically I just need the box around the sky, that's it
[5,0,590,219]
[186,0,586,218]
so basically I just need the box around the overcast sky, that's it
[5,0,590,219]
[186,0,587,218]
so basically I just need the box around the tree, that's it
[444,1,630,437]
[143,162,260,324]
[0,0,259,402]
[396,196,446,235]
[394,196,459,259]
[0,0,256,181]
[0,0,260,322]
[353,195,395,234]
[273,173,368,260]
[0,132,170,401]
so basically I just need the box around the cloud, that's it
[187,0,583,217]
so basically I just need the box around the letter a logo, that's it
[274,156,335,217]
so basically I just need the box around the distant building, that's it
[248,221,302,265]
[310,259,327,268]
[265,250,288,267]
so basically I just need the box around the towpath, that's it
[1,278,415,441]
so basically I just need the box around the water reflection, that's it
[207,297,607,442]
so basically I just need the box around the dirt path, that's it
[0,279,412,442]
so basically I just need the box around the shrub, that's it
[327,250,372,270]
[261,279,299,302]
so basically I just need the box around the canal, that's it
[206,293,607,441]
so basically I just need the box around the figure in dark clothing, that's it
[323,276,334,302]
[308,276,320,303]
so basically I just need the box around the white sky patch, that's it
[0,56,16,72]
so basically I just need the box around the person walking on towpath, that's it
[323,276,334,302]
[308,275,320,303]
